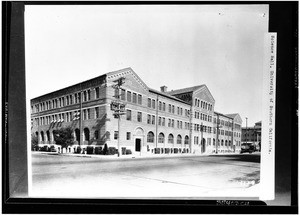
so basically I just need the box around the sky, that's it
[25,5,269,127]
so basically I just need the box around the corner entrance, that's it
[135,138,141,152]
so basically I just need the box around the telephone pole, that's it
[111,77,126,157]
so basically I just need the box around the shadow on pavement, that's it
[209,154,261,163]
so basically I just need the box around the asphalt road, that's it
[30,153,260,198]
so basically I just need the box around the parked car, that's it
[240,143,255,154]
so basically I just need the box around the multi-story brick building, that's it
[31,67,242,155]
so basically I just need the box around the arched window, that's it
[177,135,182,144]
[221,140,224,146]
[94,130,99,139]
[84,128,90,141]
[225,140,228,146]
[147,131,154,143]
[229,140,231,146]
[184,135,189,144]
[168,134,174,144]
[46,130,50,142]
[158,133,164,143]
[40,131,44,141]
[75,128,80,141]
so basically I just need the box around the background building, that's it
[241,121,261,150]
[31,67,242,155]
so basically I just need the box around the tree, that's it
[53,127,74,151]
[31,134,38,151]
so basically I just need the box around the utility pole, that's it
[111,77,126,157]
[216,115,218,154]
[79,90,83,146]
[200,122,203,153]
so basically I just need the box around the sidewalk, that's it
[32,151,245,161]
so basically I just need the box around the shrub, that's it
[154,148,160,154]
[41,145,49,152]
[94,146,103,155]
[86,146,94,154]
[122,147,126,155]
[108,147,117,155]
[125,149,132,155]
[75,146,81,154]
[165,148,170,154]
[182,148,186,153]
[174,148,179,154]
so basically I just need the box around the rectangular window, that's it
[137,112,142,122]
[87,89,91,100]
[172,119,174,127]
[159,101,162,110]
[83,91,87,101]
[152,115,155,124]
[126,132,131,140]
[147,114,151,124]
[138,94,142,104]
[114,131,118,140]
[180,108,183,115]
[152,99,155,109]
[172,105,174,113]
[62,98,65,106]
[148,98,151,108]
[158,117,161,125]
[126,109,132,121]
[70,95,73,104]
[177,120,179,128]
[163,102,166,111]
[121,89,126,100]
[168,119,171,127]
[133,93,137,103]
[180,121,182,129]
[127,91,131,102]
[95,87,100,99]
[83,109,86,120]
[95,107,99,118]
[87,109,90,119]
[177,107,180,115]
[168,104,171,112]
[162,117,165,126]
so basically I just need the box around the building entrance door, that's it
[135,139,141,152]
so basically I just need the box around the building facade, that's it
[241,121,262,147]
[31,68,242,155]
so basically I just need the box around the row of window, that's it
[194,98,213,111]
[118,89,143,105]
[114,131,190,145]
[194,111,213,122]
[32,88,99,113]
[193,124,213,133]
[33,107,103,126]
[125,110,191,130]
[213,118,234,127]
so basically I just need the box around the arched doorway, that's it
[134,127,144,153]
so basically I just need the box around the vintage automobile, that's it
[240,142,256,154]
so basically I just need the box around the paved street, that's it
[30,153,260,198]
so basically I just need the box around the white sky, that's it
[25,5,269,127]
